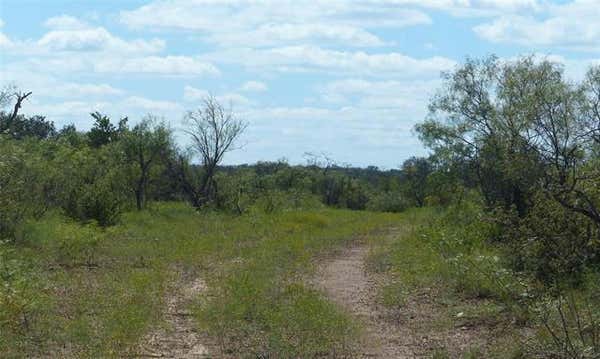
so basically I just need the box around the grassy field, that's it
[4,202,590,358]
[366,207,527,357]
[1,202,402,357]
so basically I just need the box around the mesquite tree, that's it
[122,116,172,210]
[181,95,247,207]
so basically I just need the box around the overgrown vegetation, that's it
[1,55,599,357]
[0,202,400,357]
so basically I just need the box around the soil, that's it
[135,274,212,358]
[314,241,491,358]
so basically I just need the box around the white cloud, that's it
[183,86,210,102]
[2,15,220,87]
[54,83,124,97]
[23,95,185,130]
[2,15,164,57]
[183,86,252,107]
[474,0,600,51]
[240,81,268,92]
[0,32,11,47]
[95,56,220,76]
[0,19,10,48]
[44,15,88,30]
[211,23,386,47]
[122,96,183,112]
[0,65,124,99]
[120,1,431,48]
[217,93,253,107]
[320,78,439,111]
[203,46,456,77]
[399,0,542,17]
[37,27,164,54]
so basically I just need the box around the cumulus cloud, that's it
[183,86,210,102]
[38,27,165,53]
[95,56,220,76]
[202,46,455,77]
[50,83,124,98]
[319,79,439,111]
[0,18,11,48]
[2,17,218,77]
[474,0,600,51]
[44,15,88,30]
[211,23,386,47]
[399,0,542,17]
[183,86,252,107]
[120,0,431,48]
[122,96,183,112]
[36,16,164,54]
[240,81,268,92]
[0,32,11,47]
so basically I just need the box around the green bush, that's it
[366,191,409,212]
[500,193,600,288]
[56,144,128,226]
[0,139,54,240]
[0,242,46,336]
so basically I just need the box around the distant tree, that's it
[122,116,172,210]
[57,124,87,147]
[0,87,33,135]
[88,112,116,147]
[178,95,247,207]
[401,156,432,207]
[8,115,56,140]
[87,112,127,148]
[9,91,32,122]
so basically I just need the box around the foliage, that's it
[195,209,395,357]
[0,243,46,335]
[1,203,400,357]
[56,143,129,226]
[87,112,127,148]
[182,95,247,207]
[0,139,55,240]
[121,116,172,210]
[366,191,409,212]
[400,156,432,207]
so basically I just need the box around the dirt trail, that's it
[315,240,489,358]
[136,275,211,358]
[315,244,415,358]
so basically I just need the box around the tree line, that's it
[0,88,438,240]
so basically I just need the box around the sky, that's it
[1,0,599,168]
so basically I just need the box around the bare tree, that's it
[181,95,247,207]
[9,91,32,123]
[1,86,32,134]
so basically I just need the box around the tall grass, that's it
[1,202,400,357]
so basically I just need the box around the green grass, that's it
[365,205,530,358]
[1,202,401,357]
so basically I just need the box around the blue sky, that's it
[1,0,599,167]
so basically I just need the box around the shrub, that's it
[0,242,45,334]
[57,144,128,226]
[0,139,53,240]
[366,191,409,212]
[502,193,600,288]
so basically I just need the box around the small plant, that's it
[533,289,600,359]
[0,243,44,333]
[54,222,103,268]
